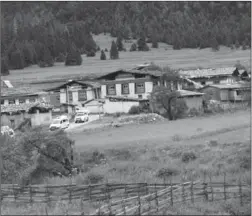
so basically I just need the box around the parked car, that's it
[49,115,70,131]
[1,126,15,138]
[74,111,89,123]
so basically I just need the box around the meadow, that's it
[7,34,251,86]
[2,110,251,215]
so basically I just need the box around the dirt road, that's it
[72,110,251,150]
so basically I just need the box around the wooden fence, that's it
[2,178,250,215]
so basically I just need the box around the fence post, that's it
[124,184,128,199]
[223,172,226,201]
[181,179,185,204]
[46,184,51,206]
[29,183,33,205]
[209,174,214,202]
[12,183,17,203]
[154,181,159,212]
[69,179,72,204]
[80,197,84,215]
[88,179,92,202]
[190,181,194,204]
[106,180,112,215]
[239,179,243,206]
[170,178,173,206]
[203,171,208,201]
[137,190,141,216]
[121,194,126,215]
[145,182,148,195]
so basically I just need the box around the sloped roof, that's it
[179,67,236,78]
[105,95,149,102]
[1,78,13,88]
[1,102,53,113]
[177,89,204,97]
[1,86,39,97]
[201,82,251,90]
[97,68,163,80]
[45,80,101,91]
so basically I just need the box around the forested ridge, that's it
[1,2,251,74]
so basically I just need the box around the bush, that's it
[128,105,141,115]
[55,53,66,62]
[104,48,108,52]
[181,152,197,163]
[110,40,119,59]
[86,51,96,57]
[156,167,180,178]
[130,43,137,52]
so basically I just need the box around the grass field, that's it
[7,33,250,85]
[2,110,251,215]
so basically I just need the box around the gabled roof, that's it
[97,68,163,80]
[105,95,149,102]
[1,86,39,97]
[1,78,13,88]
[177,89,205,97]
[179,67,237,78]
[1,102,53,113]
[44,80,101,91]
[200,82,251,90]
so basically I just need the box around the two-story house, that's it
[179,67,239,87]
[1,86,52,128]
[44,80,101,113]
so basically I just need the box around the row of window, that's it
[65,90,87,102]
[106,83,145,96]
[1,98,36,105]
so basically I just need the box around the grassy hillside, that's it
[7,34,251,86]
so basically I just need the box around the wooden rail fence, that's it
[1,178,250,215]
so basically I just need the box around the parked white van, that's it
[49,115,70,131]
[74,109,89,123]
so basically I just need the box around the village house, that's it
[44,80,101,113]
[199,82,251,102]
[1,86,53,128]
[179,67,241,87]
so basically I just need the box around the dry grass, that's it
[2,110,251,215]
[7,33,250,85]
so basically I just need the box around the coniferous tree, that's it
[1,57,9,76]
[38,46,54,67]
[100,50,106,60]
[137,33,149,51]
[151,34,158,48]
[116,35,124,51]
[110,41,119,59]
[130,43,137,52]
[9,49,25,69]
[65,46,82,66]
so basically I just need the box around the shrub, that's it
[116,35,124,51]
[85,172,104,184]
[104,48,108,52]
[128,105,141,115]
[130,43,137,52]
[156,167,180,179]
[55,53,66,62]
[181,152,197,163]
[86,51,96,57]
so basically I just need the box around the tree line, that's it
[1,2,251,75]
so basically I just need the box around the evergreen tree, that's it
[65,46,82,66]
[1,57,9,76]
[130,43,137,52]
[38,46,54,68]
[151,34,158,48]
[137,33,148,51]
[211,37,220,51]
[235,40,240,49]
[9,49,25,69]
[100,50,106,60]
[110,41,119,59]
[116,35,124,51]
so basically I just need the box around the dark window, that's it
[213,80,220,84]
[10,119,15,128]
[135,83,145,94]
[236,90,242,96]
[19,98,25,104]
[1,100,4,105]
[153,80,158,87]
[107,84,116,95]
[138,95,143,99]
[68,91,73,102]
[201,81,206,85]
[121,83,129,94]
[8,99,15,104]
[78,90,87,101]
